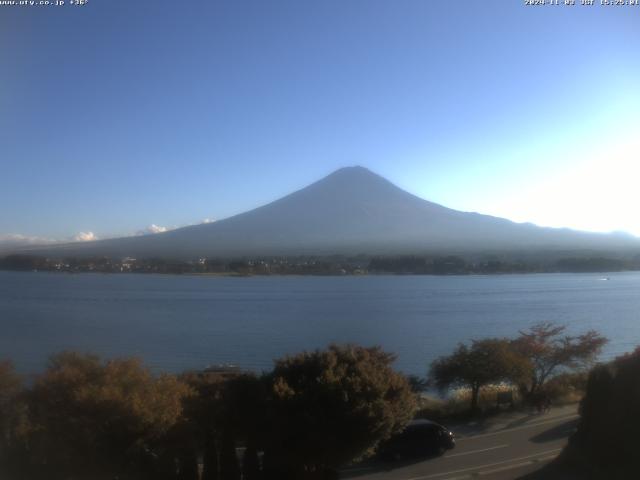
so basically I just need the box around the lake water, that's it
[1,271,639,377]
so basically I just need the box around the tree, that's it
[173,420,199,480]
[406,374,429,393]
[0,360,25,478]
[0,360,21,439]
[201,434,219,480]
[219,374,268,480]
[179,370,227,480]
[179,369,267,480]
[22,352,192,480]
[430,339,529,412]
[242,442,261,480]
[219,427,240,480]
[512,322,607,396]
[265,344,416,478]
[566,347,640,477]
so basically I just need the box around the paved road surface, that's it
[342,405,579,480]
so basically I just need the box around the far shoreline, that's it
[0,269,635,278]
[3,251,639,277]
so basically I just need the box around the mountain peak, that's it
[334,165,372,173]
[16,167,640,259]
[320,166,391,188]
[328,165,377,178]
[306,166,403,201]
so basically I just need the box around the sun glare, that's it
[496,131,640,235]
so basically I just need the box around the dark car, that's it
[377,419,455,460]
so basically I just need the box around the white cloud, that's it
[74,231,98,242]
[136,224,172,235]
[147,224,168,234]
[0,233,57,248]
[201,218,215,224]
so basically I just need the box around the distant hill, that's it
[14,166,640,259]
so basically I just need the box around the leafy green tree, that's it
[430,338,529,412]
[512,322,607,396]
[265,344,416,478]
[22,352,192,480]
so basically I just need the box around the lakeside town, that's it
[2,253,640,276]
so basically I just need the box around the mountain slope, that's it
[18,166,640,258]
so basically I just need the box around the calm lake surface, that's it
[1,271,639,376]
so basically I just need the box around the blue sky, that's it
[1,0,639,243]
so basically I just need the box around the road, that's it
[342,405,579,480]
